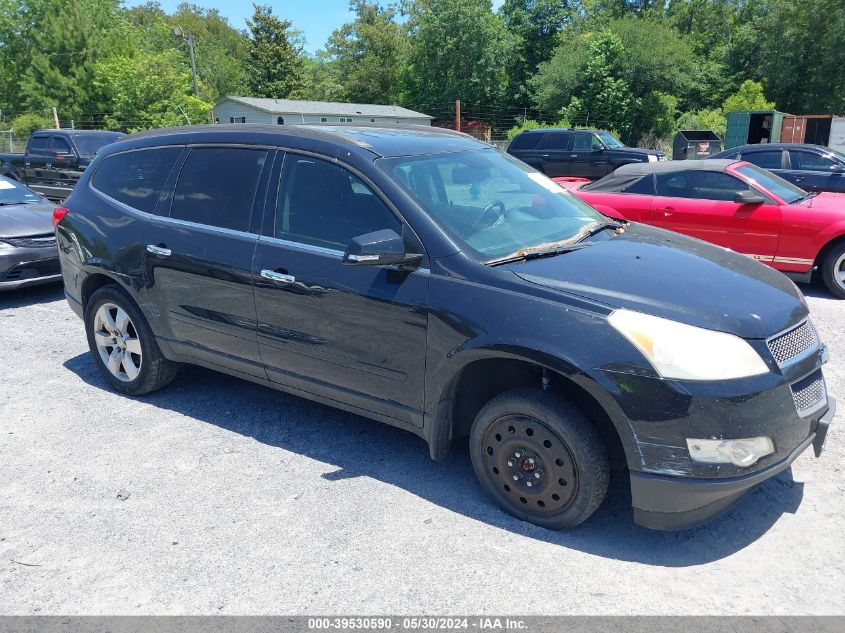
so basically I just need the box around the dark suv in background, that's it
[54,124,832,531]
[710,143,845,193]
[507,128,665,179]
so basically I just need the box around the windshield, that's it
[828,148,845,163]
[598,132,625,148]
[735,164,808,203]
[72,132,123,156]
[0,177,40,204]
[378,149,604,261]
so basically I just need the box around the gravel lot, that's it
[1,281,843,615]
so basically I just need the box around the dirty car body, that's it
[56,125,833,530]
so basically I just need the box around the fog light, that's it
[686,437,774,467]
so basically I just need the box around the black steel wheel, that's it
[469,389,609,530]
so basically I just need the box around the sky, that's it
[134,0,505,54]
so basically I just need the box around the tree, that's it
[301,52,348,102]
[558,31,637,135]
[401,0,516,118]
[94,50,213,131]
[246,4,305,99]
[501,0,575,108]
[722,80,774,113]
[22,0,127,121]
[756,0,845,113]
[326,1,403,104]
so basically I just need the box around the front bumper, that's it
[630,397,835,530]
[0,246,61,290]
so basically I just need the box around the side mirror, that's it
[734,190,766,205]
[592,144,604,151]
[831,163,845,173]
[343,228,422,267]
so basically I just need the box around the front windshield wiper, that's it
[485,220,625,266]
[791,192,819,204]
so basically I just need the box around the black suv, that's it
[710,143,845,193]
[507,128,665,179]
[55,124,833,531]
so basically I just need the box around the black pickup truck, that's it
[0,129,124,200]
[507,128,665,179]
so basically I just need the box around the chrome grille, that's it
[0,234,56,248]
[791,369,827,416]
[767,320,818,366]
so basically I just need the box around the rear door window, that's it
[275,154,401,250]
[171,147,268,232]
[540,132,572,150]
[91,147,182,213]
[741,150,783,170]
[509,133,544,151]
[656,171,750,201]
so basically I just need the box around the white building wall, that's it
[213,100,431,127]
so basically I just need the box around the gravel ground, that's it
[0,281,843,615]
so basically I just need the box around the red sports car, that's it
[555,159,845,298]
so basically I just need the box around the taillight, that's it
[53,206,69,227]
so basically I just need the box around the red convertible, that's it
[555,159,845,298]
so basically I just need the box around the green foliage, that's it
[94,50,213,131]
[22,0,127,119]
[723,80,774,113]
[556,32,637,135]
[9,113,52,137]
[501,0,575,108]
[504,118,570,141]
[325,1,403,104]
[401,0,516,118]
[246,4,306,99]
[301,53,347,102]
[756,0,845,113]
[675,108,727,139]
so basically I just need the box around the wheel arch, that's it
[813,231,845,274]
[425,350,631,469]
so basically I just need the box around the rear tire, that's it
[469,388,609,530]
[84,284,178,395]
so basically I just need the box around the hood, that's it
[797,191,845,211]
[507,224,806,339]
[0,200,56,238]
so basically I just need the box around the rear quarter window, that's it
[91,147,182,214]
[622,176,655,195]
[509,133,544,151]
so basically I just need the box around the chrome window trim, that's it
[150,214,258,240]
[257,234,430,275]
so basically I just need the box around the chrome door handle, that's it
[261,269,295,283]
[146,244,171,256]
[541,154,550,158]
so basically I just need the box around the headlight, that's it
[686,437,774,467]
[647,154,658,162]
[607,309,769,380]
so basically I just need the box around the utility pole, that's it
[173,26,200,98]
[52,106,60,129]
[455,100,461,133]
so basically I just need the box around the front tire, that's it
[469,389,609,530]
[85,284,178,395]
[820,243,845,299]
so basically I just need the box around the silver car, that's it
[0,176,61,290]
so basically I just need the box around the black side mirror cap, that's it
[734,190,767,205]
[343,228,422,267]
